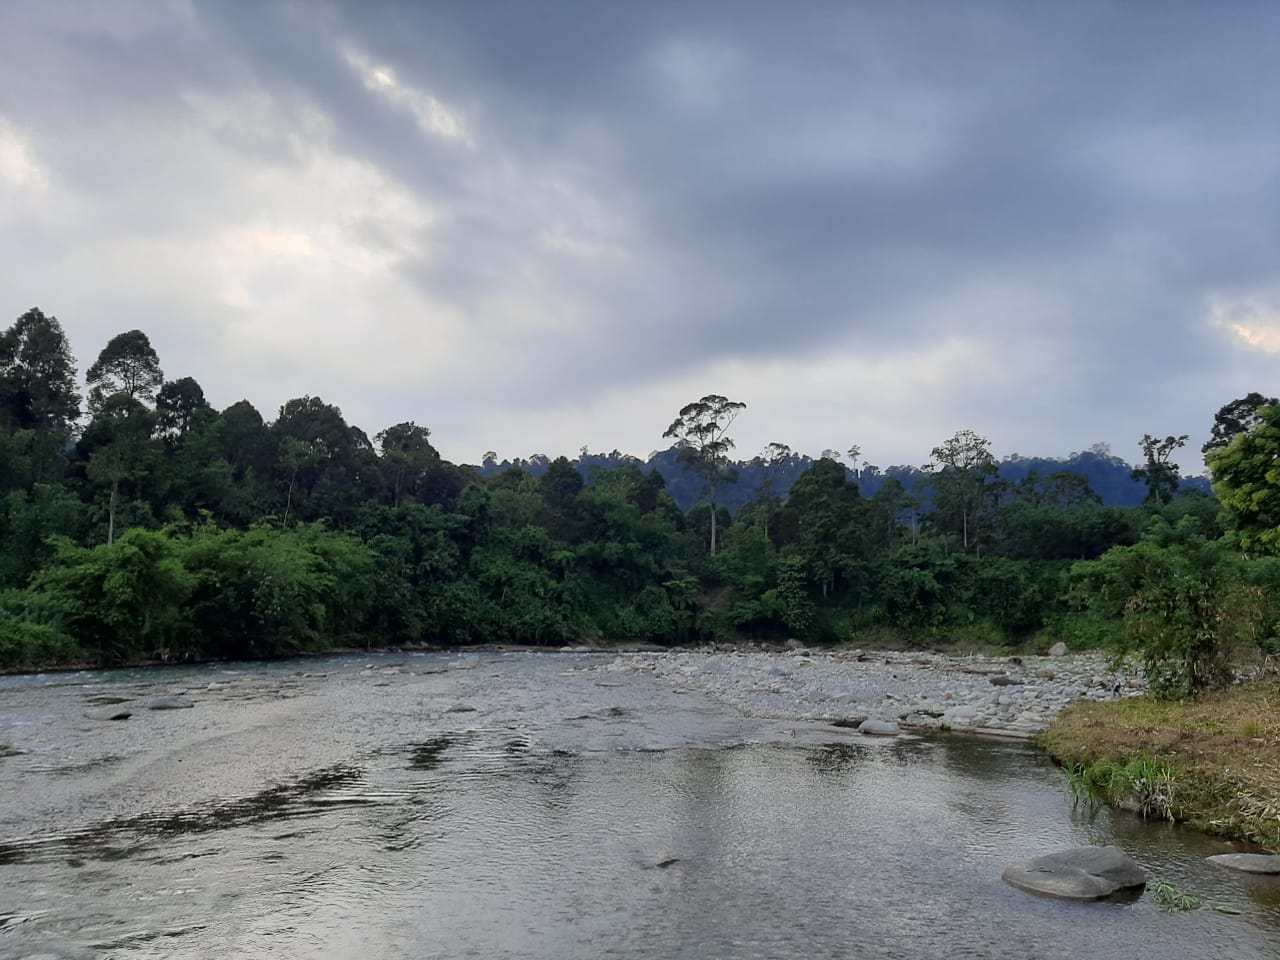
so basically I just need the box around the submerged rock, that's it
[1207,853,1280,874]
[858,719,900,736]
[1002,845,1146,901]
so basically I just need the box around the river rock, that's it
[84,707,132,721]
[146,696,195,710]
[1048,642,1068,657]
[1207,853,1280,874]
[858,719,900,736]
[445,703,477,713]
[1002,845,1146,900]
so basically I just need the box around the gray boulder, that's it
[858,719,901,736]
[1207,853,1280,874]
[1048,642,1068,657]
[84,707,132,721]
[1002,845,1146,901]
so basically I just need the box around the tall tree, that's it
[156,376,212,438]
[928,429,997,551]
[375,421,439,507]
[82,395,158,545]
[758,441,793,538]
[1202,392,1279,457]
[1132,433,1188,506]
[86,330,164,414]
[663,394,745,556]
[0,307,82,434]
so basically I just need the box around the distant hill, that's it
[476,443,1213,512]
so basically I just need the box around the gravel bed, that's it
[586,647,1143,739]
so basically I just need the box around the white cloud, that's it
[1208,291,1280,354]
[0,116,49,191]
[342,46,473,146]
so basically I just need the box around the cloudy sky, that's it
[2,1,1278,473]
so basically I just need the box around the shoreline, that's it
[1041,680,1280,851]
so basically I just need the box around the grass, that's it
[1042,678,1280,849]
[1064,757,1177,821]
[1152,880,1242,915]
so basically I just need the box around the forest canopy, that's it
[1,308,1274,698]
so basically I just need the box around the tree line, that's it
[2,307,1277,697]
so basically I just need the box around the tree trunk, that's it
[709,482,718,557]
[284,470,296,524]
[107,479,118,546]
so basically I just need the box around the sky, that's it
[2,1,1279,474]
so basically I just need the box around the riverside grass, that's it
[1042,679,1280,849]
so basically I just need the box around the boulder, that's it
[858,719,901,736]
[942,705,980,725]
[1048,642,1068,657]
[990,675,1024,686]
[445,703,477,713]
[1002,845,1146,901]
[1207,853,1280,874]
[84,707,132,721]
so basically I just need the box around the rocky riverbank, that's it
[584,646,1143,739]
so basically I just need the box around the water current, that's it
[1,651,1277,959]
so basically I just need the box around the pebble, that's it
[590,648,1141,740]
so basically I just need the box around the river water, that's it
[1,651,1277,959]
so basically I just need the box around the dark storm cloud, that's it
[3,1,1280,466]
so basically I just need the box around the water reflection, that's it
[0,653,1277,960]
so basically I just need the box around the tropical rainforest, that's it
[2,307,1278,698]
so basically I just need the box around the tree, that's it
[272,396,374,523]
[1203,392,1278,458]
[928,429,997,551]
[86,330,164,414]
[0,307,81,434]
[663,394,746,556]
[1132,434,1188,506]
[784,456,866,597]
[156,376,212,438]
[1208,404,1280,553]
[375,421,438,507]
[758,441,793,538]
[82,395,159,545]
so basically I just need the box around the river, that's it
[1,651,1277,959]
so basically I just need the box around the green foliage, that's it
[663,394,746,556]
[86,329,164,414]
[1132,433,1188,506]
[1064,756,1176,820]
[1209,404,1280,554]
[2,312,1270,672]
[28,529,195,662]
[1072,532,1269,698]
[774,555,815,635]
[0,594,80,668]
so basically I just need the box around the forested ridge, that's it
[3,307,1278,696]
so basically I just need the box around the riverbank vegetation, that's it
[1044,680,1280,848]
[2,308,1279,697]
